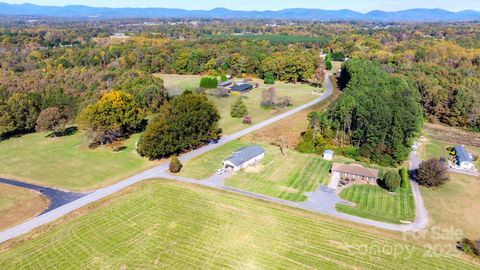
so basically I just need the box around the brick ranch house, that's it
[331,163,379,183]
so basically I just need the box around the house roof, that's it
[224,145,264,166]
[331,163,378,179]
[217,80,232,87]
[324,150,334,155]
[231,83,253,92]
[454,145,472,163]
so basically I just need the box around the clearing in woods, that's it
[0,180,476,269]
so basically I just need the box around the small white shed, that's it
[223,146,265,172]
[323,150,334,161]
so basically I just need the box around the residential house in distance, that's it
[453,145,475,170]
[230,83,253,94]
[331,163,379,183]
[223,146,265,172]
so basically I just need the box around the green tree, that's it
[200,77,218,89]
[76,91,145,144]
[220,74,228,82]
[0,93,40,139]
[325,60,333,70]
[382,171,401,191]
[231,97,248,118]
[263,71,275,84]
[138,93,220,158]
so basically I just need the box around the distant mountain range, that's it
[0,2,479,22]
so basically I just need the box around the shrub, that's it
[458,238,480,257]
[220,73,228,82]
[276,96,292,110]
[264,71,275,84]
[36,107,68,134]
[169,156,183,173]
[242,115,252,125]
[416,159,449,187]
[231,97,248,118]
[382,171,401,191]
[199,77,218,89]
[400,168,410,189]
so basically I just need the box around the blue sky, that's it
[3,0,480,12]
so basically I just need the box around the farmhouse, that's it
[230,83,253,93]
[453,145,474,170]
[223,146,265,172]
[331,163,378,182]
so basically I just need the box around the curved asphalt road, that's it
[0,178,87,213]
[0,75,333,244]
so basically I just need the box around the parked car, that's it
[216,168,226,175]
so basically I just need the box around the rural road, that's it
[0,75,333,244]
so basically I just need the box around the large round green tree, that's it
[138,93,221,159]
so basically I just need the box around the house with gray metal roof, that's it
[453,145,474,170]
[223,146,265,171]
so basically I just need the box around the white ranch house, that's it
[223,146,265,172]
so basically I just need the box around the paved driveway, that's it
[327,172,340,189]
[0,178,88,213]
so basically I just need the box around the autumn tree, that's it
[261,87,277,108]
[231,97,248,118]
[36,107,68,134]
[312,66,326,87]
[76,91,145,144]
[137,93,220,158]
[416,159,450,187]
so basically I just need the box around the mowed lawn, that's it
[0,132,155,191]
[0,184,47,231]
[179,140,332,201]
[156,74,322,134]
[0,180,475,269]
[225,146,332,202]
[337,185,415,224]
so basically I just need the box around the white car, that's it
[216,168,226,175]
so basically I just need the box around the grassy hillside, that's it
[0,132,156,191]
[0,180,475,269]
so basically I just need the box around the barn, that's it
[223,146,265,172]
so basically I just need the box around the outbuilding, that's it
[230,83,253,93]
[223,146,265,172]
[323,150,334,161]
[453,145,474,170]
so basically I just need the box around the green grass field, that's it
[179,140,332,201]
[337,185,415,224]
[156,74,322,134]
[0,132,155,191]
[0,180,475,269]
[225,146,332,202]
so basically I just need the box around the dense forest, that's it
[1,18,480,142]
[298,59,423,165]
